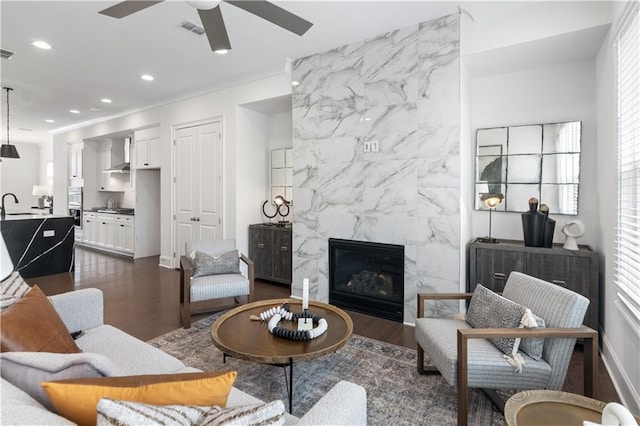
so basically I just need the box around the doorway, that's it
[173,120,223,265]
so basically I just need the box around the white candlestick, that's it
[302,278,309,310]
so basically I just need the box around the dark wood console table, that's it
[249,223,292,285]
[469,239,599,331]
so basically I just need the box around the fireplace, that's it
[329,238,404,322]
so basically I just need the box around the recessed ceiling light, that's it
[31,40,52,50]
[100,98,112,103]
[214,49,228,55]
[45,119,55,123]
[141,74,154,81]
[69,109,80,114]
[291,81,300,86]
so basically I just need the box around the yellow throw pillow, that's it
[41,371,237,426]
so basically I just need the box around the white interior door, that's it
[174,121,223,261]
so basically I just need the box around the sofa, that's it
[1,288,367,425]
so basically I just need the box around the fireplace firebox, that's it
[329,238,404,322]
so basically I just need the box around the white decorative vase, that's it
[562,220,585,250]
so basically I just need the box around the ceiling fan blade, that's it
[225,0,312,36]
[99,0,164,19]
[198,6,231,51]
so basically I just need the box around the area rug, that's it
[148,314,505,425]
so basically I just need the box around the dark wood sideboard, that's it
[469,238,599,332]
[248,223,292,285]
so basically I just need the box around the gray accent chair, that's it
[415,271,598,426]
[180,239,254,328]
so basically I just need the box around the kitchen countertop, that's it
[87,208,135,215]
[0,214,71,221]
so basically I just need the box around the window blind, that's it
[615,3,640,322]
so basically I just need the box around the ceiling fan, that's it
[98,0,313,53]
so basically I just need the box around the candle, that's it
[302,278,309,310]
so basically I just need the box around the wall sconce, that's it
[479,193,504,243]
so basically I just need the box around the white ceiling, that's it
[0,1,605,146]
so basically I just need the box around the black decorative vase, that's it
[539,204,556,248]
[542,218,556,248]
[522,198,546,247]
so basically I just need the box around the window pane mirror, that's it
[475,121,581,215]
[271,148,293,202]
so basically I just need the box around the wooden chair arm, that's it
[240,252,255,302]
[458,325,598,340]
[417,293,473,318]
[180,255,192,274]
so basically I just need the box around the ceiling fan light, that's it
[186,0,220,10]
[31,40,52,50]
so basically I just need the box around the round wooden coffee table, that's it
[211,298,353,413]
[504,390,640,425]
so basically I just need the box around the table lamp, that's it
[32,185,52,209]
[479,193,504,243]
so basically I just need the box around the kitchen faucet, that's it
[1,193,19,219]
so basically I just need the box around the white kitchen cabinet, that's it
[79,212,134,256]
[96,215,116,248]
[115,215,134,253]
[82,212,96,245]
[135,127,161,169]
[69,142,83,186]
[96,140,126,192]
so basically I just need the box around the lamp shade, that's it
[481,193,504,209]
[274,195,291,206]
[0,144,20,158]
[32,185,52,197]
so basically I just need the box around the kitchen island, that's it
[0,215,74,278]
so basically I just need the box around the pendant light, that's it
[1,87,20,159]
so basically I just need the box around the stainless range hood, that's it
[104,137,131,173]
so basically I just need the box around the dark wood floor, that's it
[30,246,619,403]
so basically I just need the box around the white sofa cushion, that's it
[76,325,185,375]
[0,378,74,425]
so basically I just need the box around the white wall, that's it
[0,142,40,212]
[236,107,269,256]
[595,1,640,413]
[53,73,291,267]
[460,60,473,293]
[470,58,598,247]
[268,111,293,151]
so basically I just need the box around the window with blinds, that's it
[615,3,640,323]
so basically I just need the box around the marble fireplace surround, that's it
[291,13,461,325]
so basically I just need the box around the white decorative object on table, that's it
[582,401,637,426]
[562,219,586,250]
[299,278,311,330]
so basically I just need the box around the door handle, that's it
[552,280,567,287]
[196,217,200,222]
[280,246,288,252]
[257,243,265,249]
[493,272,506,280]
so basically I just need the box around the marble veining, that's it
[292,13,461,323]
[1,216,75,279]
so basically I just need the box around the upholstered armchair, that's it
[415,272,598,426]
[179,239,254,328]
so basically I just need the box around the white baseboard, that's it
[601,332,640,414]
[158,256,173,269]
